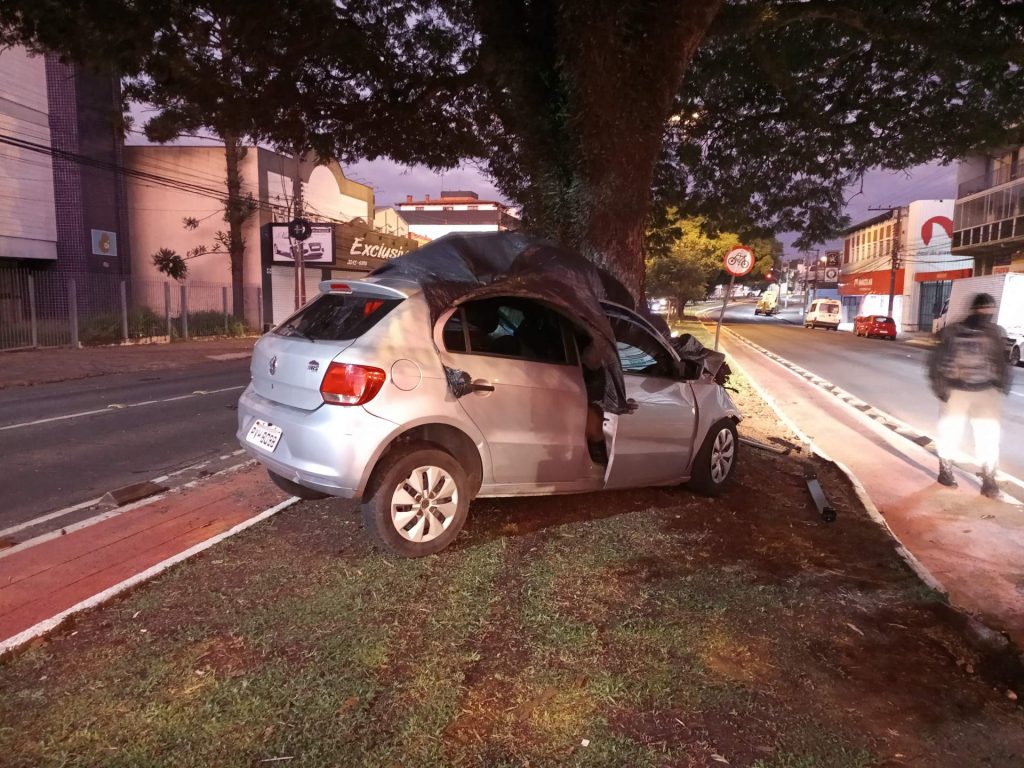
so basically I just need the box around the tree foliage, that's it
[5,1,1024,301]
[151,247,187,280]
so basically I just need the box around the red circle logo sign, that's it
[724,245,756,277]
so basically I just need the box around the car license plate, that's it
[246,419,282,452]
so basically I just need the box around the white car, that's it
[805,298,841,330]
[237,233,742,557]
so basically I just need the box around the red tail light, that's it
[320,363,387,406]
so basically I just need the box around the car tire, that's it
[687,418,739,497]
[1012,345,1021,367]
[267,470,331,500]
[361,444,470,557]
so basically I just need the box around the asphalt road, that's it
[715,301,1024,481]
[0,360,251,531]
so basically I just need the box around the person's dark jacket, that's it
[928,316,1011,401]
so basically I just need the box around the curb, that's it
[720,325,1024,503]
[716,326,1024,656]
[0,495,301,657]
[719,340,947,596]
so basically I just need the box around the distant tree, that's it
[646,211,781,315]
[151,247,187,281]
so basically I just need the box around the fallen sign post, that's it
[804,471,838,523]
[715,245,756,351]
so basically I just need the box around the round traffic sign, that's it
[288,218,313,242]
[724,245,756,277]
[823,267,839,282]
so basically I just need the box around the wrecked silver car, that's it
[237,232,741,557]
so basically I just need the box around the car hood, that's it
[370,232,632,414]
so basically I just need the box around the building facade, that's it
[839,200,971,332]
[125,146,420,327]
[0,47,131,329]
[952,145,1024,275]
[395,190,520,240]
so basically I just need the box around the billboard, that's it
[268,222,335,263]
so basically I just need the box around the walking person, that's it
[927,293,1012,497]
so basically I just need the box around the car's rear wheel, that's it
[687,419,739,497]
[1011,345,1021,367]
[267,470,331,500]
[361,445,470,557]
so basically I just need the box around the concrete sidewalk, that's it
[0,336,257,390]
[721,329,1024,644]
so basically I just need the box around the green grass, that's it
[2,447,1021,765]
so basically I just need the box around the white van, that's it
[805,299,841,330]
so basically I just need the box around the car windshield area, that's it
[274,293,401,342]
[822,302,840,313]
[608,316,676,378]
[874,316,892,323]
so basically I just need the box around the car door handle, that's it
[470,381,495,393]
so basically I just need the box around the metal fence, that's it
[0,266,262,351]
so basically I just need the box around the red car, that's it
[854,315,897,339]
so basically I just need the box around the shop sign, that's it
[269,222,335,263]
[914,268,972,283]
[839,268,905,296]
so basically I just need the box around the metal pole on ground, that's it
[714,274,735,352]
[180,284,189,340]
[222,286,229,335]
[120,280,129,343]
[68,279,79,348]
[164,282,171,339]
[256,287,263,332]
[28,274,37,348]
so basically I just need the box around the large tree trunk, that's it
[222,133,246,318]
[562,1,724,301]
[478,0,724,304]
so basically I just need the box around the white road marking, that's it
[0,460,254,562]
[0,450,250,540]
[0,385,245,432]
[0,495,299,654]
[0,496,102,538]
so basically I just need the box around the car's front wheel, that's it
[267,470,331,500]
[1011,345,1021,367]
[361,445,470,557]
[687,418,739,497]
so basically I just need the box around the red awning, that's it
[913,268,972,283]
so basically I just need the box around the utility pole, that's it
[292,153,306,310]
[868,205,904,319]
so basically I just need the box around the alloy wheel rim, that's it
[390,465,459,543]
[710,429,735,484]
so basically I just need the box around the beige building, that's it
[125,146,418,327]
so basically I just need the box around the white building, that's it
[838,200,972,332]
[952,145,1024,275]
[395,190,520,241]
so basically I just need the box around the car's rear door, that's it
[436,297,590,487]
[602,309,698,489]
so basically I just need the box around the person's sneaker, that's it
[937,460,958,488]
[980,470,1000,499]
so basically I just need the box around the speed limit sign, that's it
[724,245,756,277]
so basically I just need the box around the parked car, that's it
[805,299,841,330]
[237,233,742,557]
[854,315,897,340]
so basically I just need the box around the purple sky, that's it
[351,156,959,259]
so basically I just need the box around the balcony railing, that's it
[958,163,1024,198]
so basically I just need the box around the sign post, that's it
[715,245,756,351]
